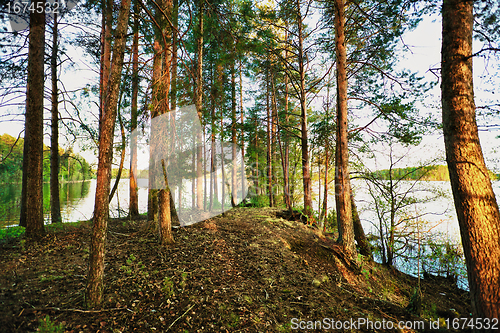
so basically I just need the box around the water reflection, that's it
[0,179,152,227]
[0,181,93,227]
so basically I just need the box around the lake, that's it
[2,178,500,238]
[0,179,150,228]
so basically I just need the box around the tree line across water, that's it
[373,165,499,182]
[0,133,92,183]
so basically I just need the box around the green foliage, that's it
[374,164,499,182]
[0,133,93,184]
[323,210,337,232]
[37,316,65,333]
[422,239,466,280]
[248,194,269,208]
[111,168,130,179]
[162,277,174,297]
[406,288,422,316]
[0,134,24,183]
[0,226,25,244]
[372,165,449,181]
[121,254,149,276]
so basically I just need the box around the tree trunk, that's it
[221,112,225,212]
[129,1,140,218]
[271,71,278,207]
[296,0,312,217]
[240,61,246,202]
[159,160,174,245]
[334,0,356,258]
[351,193,372,259]
[283,49,292,212]
[321,149,328,229]
[209,66,215,212]
[441,0,500,321]
[22,0,46,239]
[195,0,204,210]
[266,64,273,207]
[148,37,163,223]
[109,110,126,202]
[86,0,132,308]
[100,0,112,132]
[158,0,174,244]
[50,11,62,224]
[231,61,237,207]
[172,0,180,216]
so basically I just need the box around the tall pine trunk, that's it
[231,61,237,207]
[266,64,273,207]
[22,0,46,239]
[50,11,62,224]
[148,37,162,223]
[283,46,292,212]
[86,0,132,308]
[240,62,246,201]
[333,0,356,258]
[157,0,174,245]
[296,0,312,217]
[100,0,112,131]
[129,1,139,218]
[195,0,204,210]
[441,0,500,321]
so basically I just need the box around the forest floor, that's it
[0,207,471,332]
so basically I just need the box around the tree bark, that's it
[86,0,132,308]
[271,72,278,207]
[266,64,273,207]
[159,160,174,245]
[351,193,372,259]
[109,110,126,202]
[22,0,46,239]
[334,0,356,258]
[231,60,237,207]
[129,1,140,218]
[100,0,113,133]
[283,46,291,212]
[321,149,328,229]
[441,0,500,321]
[154,0,175,245]
[195,0,204,210]
[296,0,312,217]
[50,10,62,224]
[240,61,246,202]
[148,36,163,223]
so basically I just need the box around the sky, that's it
[1,10,499,172]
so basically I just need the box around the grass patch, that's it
[0,226,25,244]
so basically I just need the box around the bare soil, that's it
[0,207,471,332]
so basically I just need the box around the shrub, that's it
[0,226,25,244]
[38,316,64,333]
[249,194,269,208]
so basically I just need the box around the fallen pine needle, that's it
[33,307,133,313]
[166,303,196,332]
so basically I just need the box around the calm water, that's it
[0,179,149,228]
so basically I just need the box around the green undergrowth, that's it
[0,226,25,244]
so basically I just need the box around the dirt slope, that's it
[0,207,471,332]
